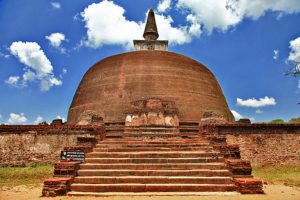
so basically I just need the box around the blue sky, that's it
[0,0,300,124]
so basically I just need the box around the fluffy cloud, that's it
[157,0,171,13]
[177,0,300,33]
[45,33,66,52]
[56,115,66,122]
[231,110,254,121]
[0,52,10,59]
[231,110,243,120]
[7,113,27,125]
[288,36,300,62]
[80,0,196,48]
[34,116,44,124]
[8,41,62,91]
[5,76,21,87]
[255,109,264,114]
[237,96,276,108]
[51,2,61,9]
[273,50,279,60]
[62,68,67,74]
[79,0,300,49]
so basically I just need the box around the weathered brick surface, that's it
[0,125,104,167]
[202,123,300,166]
[226,159,252,176]
[234,178,264,194]
[42,177,73,197]
[54,162,80,177]
[1,124,300,166]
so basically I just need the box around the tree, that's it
[288,117,300,123]
[269,119,285,123]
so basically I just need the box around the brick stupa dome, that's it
[67,9,234,124]
[67,50,234,124]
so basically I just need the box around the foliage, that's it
[269,119,285,123]
[288,117,300,123]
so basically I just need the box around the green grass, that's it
[253,165,300,187]
[0,164,53,187]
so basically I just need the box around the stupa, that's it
[39,9,265,197]
[67,9,234,126]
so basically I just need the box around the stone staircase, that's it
[68,127,238,196]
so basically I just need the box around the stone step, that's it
[101,138,207,142]
[103,141,208,144]
[95,143,211,148]
[74,176,232,184]
[68,191,239,196]
[101,138,206,142]
[80,163,226,170]
[93,147,214,152]
[71,183,236,193]
[96,141,210,147]
[85,151,219,158]
[85,157,224,164]
[77,169,231,177]
[123,133,181,137]
[124,127,178,130]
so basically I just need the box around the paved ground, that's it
[0,184,300,200]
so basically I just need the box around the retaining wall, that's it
[202,124,300,166]
[0,125,104,167]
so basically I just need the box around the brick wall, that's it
[1,124,300,166]
[0,125,104,167]
[202,124,300,166]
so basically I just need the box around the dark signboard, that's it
[60,151,85,163]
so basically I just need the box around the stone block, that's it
[226,159,252,176]
[42,177,73,197]
[234,178,264,194]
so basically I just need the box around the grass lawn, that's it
[0,164,53,187]
[0,164,299,188]
[253,165,300,187]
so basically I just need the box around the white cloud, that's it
[186,14,202,37]
[0,52,10,59]
[237,96,276,108]
[0,113,2,120]
[22,70,36,82]
[255,109,264,114]
[155,14,194,45]
[231,110,255,122]
[51,2,61,9]
[288,36,300,62]
[7,113,27,125]
[273,50,279,60]
[177,0,300,34]
[157,0,171,13]
[231,110,243,120]
[5,76,22,87]
[80,0,196,49]
[56,115,66,122]
[62,68,67,74]
[34,116,44,124]
[8,41,62,91]
[45,33,66,49]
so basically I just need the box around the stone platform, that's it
[67,123,263,196]
[41,123,263,196]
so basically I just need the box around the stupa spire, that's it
[143,9,159,40]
